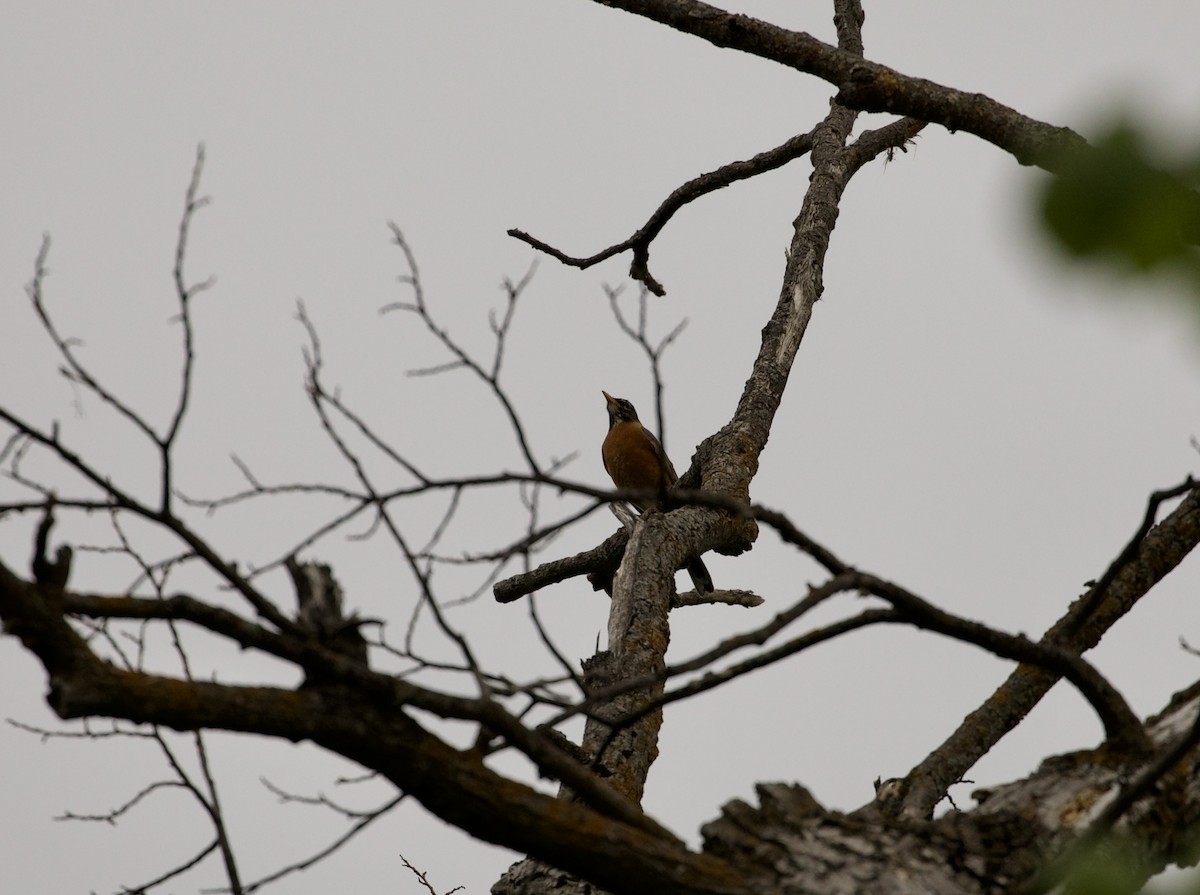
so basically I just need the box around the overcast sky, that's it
[2,3,1199,894]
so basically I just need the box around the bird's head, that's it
[602,391,640,426]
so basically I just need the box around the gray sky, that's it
[2,2,1199,893]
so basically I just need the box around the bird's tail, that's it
[686,557,714,594]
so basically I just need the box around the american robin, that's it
[601,391,714,594]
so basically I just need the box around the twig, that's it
[605,284,687,458]
[1059,475,1198,640]
[399,852,464,895]
[382,225,542,474]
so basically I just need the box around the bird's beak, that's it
[602,390,615,406]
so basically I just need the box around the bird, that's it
[601,390,714,594]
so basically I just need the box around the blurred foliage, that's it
[1038,119,1200,305]
[1062,845,1148,895]
[1056,839,1156,892]
[1053,839,1200,895]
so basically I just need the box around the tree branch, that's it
[587,0,1086,168]
[35,657,743,895]
[899,480,1200,819]
[509,128,816,295]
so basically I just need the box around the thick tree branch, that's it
[0,554,749,895]
[588,0,1086,168]
[77,674,743,895]
[2,544,705,855]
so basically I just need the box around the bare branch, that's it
[161,144,215,516]
[116,838,221,894]
[509,127,816,295]
[25,235,161,449]
[605,284,686,456]
[382,225,542,473]
[296,300,430,485]
[400,853,464,895]
[56,780,186,825]
[491,262,537,381]
[671,588,762,608]
[1059,475,1198,640]
[236,784,405,895]
[847,117,928,171]
[6,717,156,741]
[0,405,298,634]
[527,593,586,697]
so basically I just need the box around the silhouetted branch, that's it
[382,224,542,473]
[239,782,405,894]
[160,144,215,517]
[0,406,298,635]
[605,284,687,457]
[509,128,816,295]
[400,852,465,895]
[1060,475,1198,640]
[56,780,185,825]
[119,838,221,894]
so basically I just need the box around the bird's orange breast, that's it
[602,421,671,491]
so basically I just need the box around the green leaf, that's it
[1040,122,1200,273]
